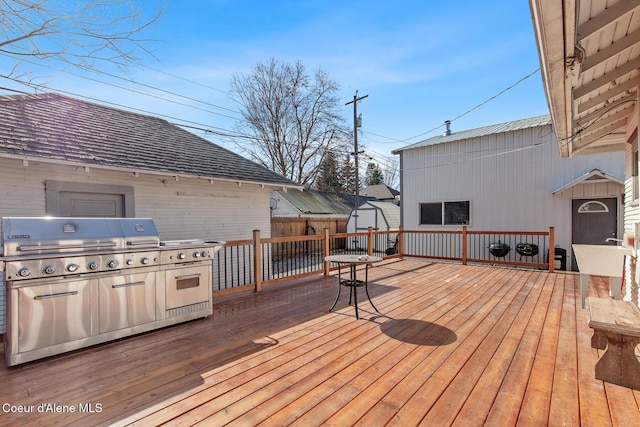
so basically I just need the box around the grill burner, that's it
[488,242,510,258]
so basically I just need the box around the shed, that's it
[346,201,400,252]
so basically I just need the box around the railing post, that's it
[367,227,374,256]
[462,226,468,265]
[323,227,330,275]
[398,226,404,259]
[253,229,262,292]
[548,226,555,273]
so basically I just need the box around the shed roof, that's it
[361,201,400,229]
[274,189,351,215]
[392,115,552,153]
[0,93,300,188]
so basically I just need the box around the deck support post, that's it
[549,226,555,273]
[323,228,330,275]
[253,229,262,292]
[367,227,374,256]
[462,226,468,265]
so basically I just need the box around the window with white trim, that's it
[419,201,470,225]
[577,201,609,213]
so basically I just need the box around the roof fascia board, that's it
[1,153,303,190]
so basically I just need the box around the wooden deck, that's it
[1,259,639,426]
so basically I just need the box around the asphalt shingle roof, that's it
[0,93,300,187]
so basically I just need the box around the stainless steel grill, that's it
[1,217,224,366]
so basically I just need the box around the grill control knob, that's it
[43,265,55,275]
[177,252,186,260]
[141,257,150,265]
[87,261,98,270]
[126,259,134,266]
[66,263,79,273]
[17,267,31,277]
[106,259,118,268]
[193,251,202,258]
[200,251,208,258]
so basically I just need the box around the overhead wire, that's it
[358,68,542,145]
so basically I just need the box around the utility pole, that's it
[345,91,368,236]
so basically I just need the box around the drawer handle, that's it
[112,281,146,288]
[34,291,78,300]
[175,274,200,280]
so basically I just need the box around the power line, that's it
[359,68,542,145]
[0,52,244,120]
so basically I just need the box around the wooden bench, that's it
[587,297,640,390]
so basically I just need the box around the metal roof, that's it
[274,189,352,215]
[392,115,552,153]
[0,93,301,187]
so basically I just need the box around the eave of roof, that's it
[552,168,624,194]
[529,0,640,158]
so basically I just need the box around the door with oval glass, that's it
[571,198,618,271]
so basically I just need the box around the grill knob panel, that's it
[66,263,79,273]
[106,259,118,268]
[43,265,55,275]
[17,267,31,277]
[87,261,98,270]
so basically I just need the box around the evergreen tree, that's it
[315,151,342,192]
[340,154,358,193]
[365,163,384,186]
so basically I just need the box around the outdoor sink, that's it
[572,244,632,309]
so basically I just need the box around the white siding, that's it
[0,158,273,241]
[399,123,625,269]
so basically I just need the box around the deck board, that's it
[1,259,639,426]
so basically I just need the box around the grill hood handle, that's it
[17,241,118,252]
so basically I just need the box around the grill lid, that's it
[1,217,159,257]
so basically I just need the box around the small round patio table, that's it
[325,254,383,319]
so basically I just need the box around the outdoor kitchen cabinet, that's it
[98,270,157,334]
[14,279,94,353]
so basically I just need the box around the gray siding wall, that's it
[398,123,625,269]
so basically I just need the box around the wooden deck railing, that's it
[212,226,556,295]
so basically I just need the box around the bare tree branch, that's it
[231,58,350,186]
[0,0,163,79]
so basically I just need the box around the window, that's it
[420,201,470,225]
[577,201,609,213]
[419,203,442,225]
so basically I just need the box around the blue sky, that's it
[1,0,548,176]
